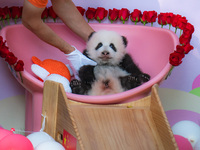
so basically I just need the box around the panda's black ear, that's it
[88,31,96,41]
[122,36,128,47]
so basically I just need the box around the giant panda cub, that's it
[70,30,150,95]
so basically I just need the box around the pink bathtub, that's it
[0,23,179,132]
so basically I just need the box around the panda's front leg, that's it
[120,73,150,91]
[78,65,95,84]
[70,65,96,95]
[70,79,86,94]
[137,73,150,84]
[120,75,140,90]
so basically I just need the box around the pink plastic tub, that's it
[0,23,179,131]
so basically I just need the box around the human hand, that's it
[65,46,97,79]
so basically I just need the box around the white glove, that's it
[65,46,97,79]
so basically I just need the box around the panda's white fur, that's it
[88,66,129,95]
[86,30,129,95]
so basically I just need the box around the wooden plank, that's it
[42,81,77,139]
[42,81,59,139]
[70,105,165,150]
[150,85,178,150]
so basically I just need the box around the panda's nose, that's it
[102,51,110,56]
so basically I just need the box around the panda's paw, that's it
[138,73,150,83]
[120,75,139,90]
[70,79,86,94]
[70,79,82,88]
[127,75,138,82]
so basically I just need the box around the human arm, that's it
[51,0,94,42]
[22,0,75,54]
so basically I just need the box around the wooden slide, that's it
[42,81,178,150]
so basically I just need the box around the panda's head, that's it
[86,30,128,65]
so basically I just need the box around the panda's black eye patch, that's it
[95,42,103,50]
[109,43,117,52]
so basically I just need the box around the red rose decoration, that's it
[3,6,11,25]
[147,11,157,26]
[14,60,24,72]
[86,7,96,22]
[10,6,21,19]
[3,6,11,19]
[169,51,184,66]
[183,23,194,37]
[179,33,192,45]
[130,9,142,24]
[166,12,174,24]
[158,13,167,27]
[10,6,21,24]
[5,52,18,65]
[94,7,108,23]
[19,6,23,18]
[176,45,185,55]
[177,16,187,30]
[171,14,182,29]
[141,11,157,26]
[119,8,130,24]
[41,7,48,22]
[183,43,194,54]
[0,45,9,58]
[77,6,85,16]
[0,36,2,44]
[0,8,5,19]
[0,9,4,17]
[165,12,174,29]
[147,11,157,22]
[48,6,57,22]
[108,8,119,23]
[0,36,5,47]
[141,11,148,25]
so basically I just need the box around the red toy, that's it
[0,128,33,150]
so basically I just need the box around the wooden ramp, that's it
[42,81,178,150]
